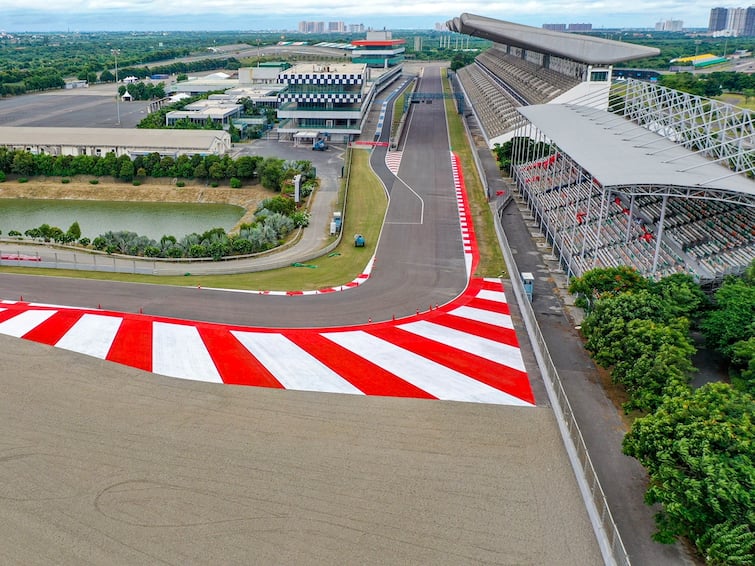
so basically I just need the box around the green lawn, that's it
[0,149,388,291]
[442,69,507,278]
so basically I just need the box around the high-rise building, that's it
[542,24,567,32]
[709,7,729,32]
[727,8,747,35]
[328,21,345,33]
[655,19,684,32]
[567,23,593,32]
[745,6,755,36]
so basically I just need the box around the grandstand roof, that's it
[518,104,755,199]
[446,13,660,65]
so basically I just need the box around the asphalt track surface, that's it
[0,71,467,328]
[0,65,603,564]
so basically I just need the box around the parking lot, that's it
[0,83,152,128]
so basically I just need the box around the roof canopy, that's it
[518,104,755,200]
[446,13,660,65]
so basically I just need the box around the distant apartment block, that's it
[542,23,592,32]
[298,20,363,33]
[655,19,684,32]
[708,6,755,36]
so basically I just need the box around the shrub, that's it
[229,177,242,189]
[89,179,99,185]
[78,237,90,247]
[132,180,141,186]
[18,178,28,183]
[0,171,5,182]
[61,178,70,184]
[176,181,185,187]
[8,230,22,237]
[210,181,219,188]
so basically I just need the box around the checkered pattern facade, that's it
[277,74,363,85]
[279,92,362,103]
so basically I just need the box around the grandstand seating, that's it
[454,44,582,143]
[456,66,522,139]
[476,48,581,105]
[512,156,754,281]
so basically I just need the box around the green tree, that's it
[650,273,708,321]
[623,383,754,563]
[730,337,755,394]
[118,157,135,181]
[568,266,648,310]
[11,151,36,176]
[582,289,669,363]
[259,157,286,191]
[610,318,695,412]
[66,221,82,242]
[701,277,755,358]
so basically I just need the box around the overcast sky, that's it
[0,1,715,32]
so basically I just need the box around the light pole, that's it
[112,49,121,126]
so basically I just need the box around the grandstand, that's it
[447,13,754,285]
[447,13,659,147]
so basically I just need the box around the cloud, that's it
[0,0,715,31]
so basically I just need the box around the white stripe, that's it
[477,289,508,303]
[397,320,526,373]
[231,331,363,395]
[152,322,222,383]
[0,309,56,337]
[448,305,514,329]
[323,331,529,405]
[55,313,122,359]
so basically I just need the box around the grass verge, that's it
[0,149,388,291]
[442,69,507,278]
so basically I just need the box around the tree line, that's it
[569,265,754,565]
[0,148,316,193]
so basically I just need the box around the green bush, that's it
[229,177,242,189]
[0,171,5,182]
[18,178,28,183]
[176,181,185,187]
[89,179,99,185]
[210,181,219,188]
[61,178,70,184]
[132,180,141,186]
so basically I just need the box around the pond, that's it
[0,199,246,240]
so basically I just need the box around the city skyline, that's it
[0,1,714,32]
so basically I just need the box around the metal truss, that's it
[621,79,755,178]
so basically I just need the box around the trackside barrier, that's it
[494,203,630,566]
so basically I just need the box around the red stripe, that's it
[0,307,28,324]
[431,313,520,348]
[370,326,534,404]
[467,296,511,316]
[107,317,153,372]
[200,326,283,388]
[22,310,83,345]
[285,330,436,399]
[481,279,504,292]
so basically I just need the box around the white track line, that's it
[152,322,222,383]
[476,289,508,303]
[56,313,122,359]
[0,310,56,337]
[231,331,364,395]
[447,305,514,329]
